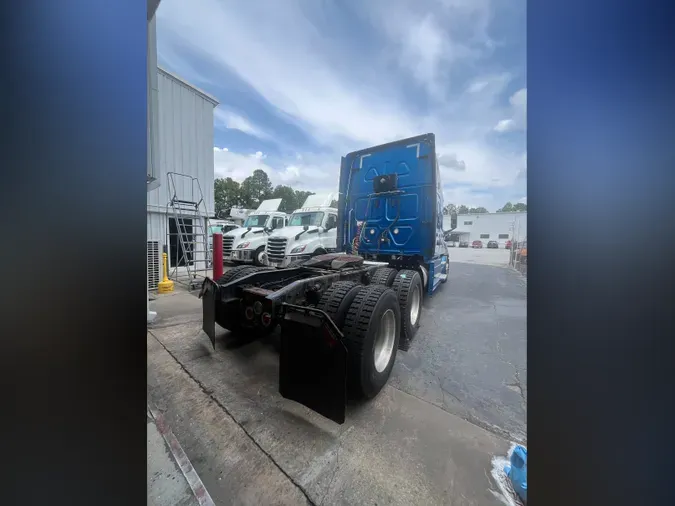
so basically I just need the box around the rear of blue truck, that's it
[336,133,452,295]
[198,134,456,425]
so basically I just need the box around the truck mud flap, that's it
[279,305,348,424]
[199,278,218,349]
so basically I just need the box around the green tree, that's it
[468,207,488,214]
[240,169,273,208]
[457,204,469,214]
[214,177,241,218]
[271,185,299,213]
[497,201,514,212]
[497,201,527,212]
[442,204,456,215]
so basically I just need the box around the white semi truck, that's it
[222,199,288,265]
[262,194,338,268]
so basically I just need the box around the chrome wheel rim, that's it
[373,309,397,373]
[410,286,421,326]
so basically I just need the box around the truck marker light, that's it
[261,313,272,326]
[393,228,399,234]
[253,301,263,315]
[245,306,255,320]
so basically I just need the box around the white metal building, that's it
[146,66,219,289]
[443,212,527,246]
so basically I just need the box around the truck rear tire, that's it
[370,267,398,287]
[216,265,260,285]
[392,270,423,350]
[317,281,363,328]
[342,284,401,399]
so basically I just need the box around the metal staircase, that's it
[165,172,212,291]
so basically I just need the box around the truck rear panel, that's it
[337,133,440,262]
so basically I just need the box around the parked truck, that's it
[221,199,288,265]
[199,133,457,424]
[261,193,339,268]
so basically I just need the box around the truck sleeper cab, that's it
[337,133,456,295]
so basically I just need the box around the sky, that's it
[156,0,526,212]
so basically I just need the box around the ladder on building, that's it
[165,172,213,291]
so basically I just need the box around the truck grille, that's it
[222,236,235,255]
[267,237,287,262]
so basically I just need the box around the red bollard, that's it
[213,233,223,280]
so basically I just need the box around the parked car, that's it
[472,240,483,249]
[487,240,499,249]
[459,241,469,248]
[505,240,512,249]
[447,241,455,247]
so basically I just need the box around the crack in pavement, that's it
[148,330,316,506]
[319,447,340,506]
[437,376,462,407]
[514,369,527,406]
[389,384,524,444]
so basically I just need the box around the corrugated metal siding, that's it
[147,68,217,216]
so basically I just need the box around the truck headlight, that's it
[290,244,306,254]
[237,242,250,249]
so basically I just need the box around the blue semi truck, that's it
[337,132,454,295]
[199,134,457,423]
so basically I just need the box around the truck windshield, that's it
[243,214,269,228]
[289,212,323,227]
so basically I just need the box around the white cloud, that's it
[158,0,422,148]
[213,147,270,181]
[467,80,489,93]
[214,109,271,141]
[213,147,338,194]
[438,141,524,188]
[494,88,527,133]
[159,0,525,207]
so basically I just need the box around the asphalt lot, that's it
[391,251,527,441]
[147,253,526,505]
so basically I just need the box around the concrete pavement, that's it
[148,408,202,506]
[147,259,526,505]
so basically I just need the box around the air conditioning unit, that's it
[147,241,160,290]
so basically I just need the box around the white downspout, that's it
[147,11,160,323]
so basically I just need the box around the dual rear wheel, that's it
[370,267,424,351]
[318,282,400,399]
[316,266,425,398]
[219,264,425,399]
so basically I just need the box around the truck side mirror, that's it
[450,211,457,230]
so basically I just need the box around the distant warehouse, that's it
[442,212,527,246]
